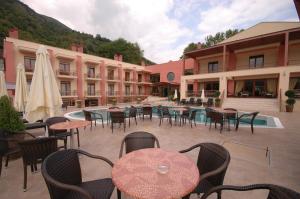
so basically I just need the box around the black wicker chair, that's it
[42,149,117,199]
[83,110,104,129]
[119,131,160,158]
[46,117,80,149]
[205,108,214,126]
[180,143,230,199]
[0,130,35,176]
[19,137,58,191]
[110,111,126,133]
[179,107,190,125]
[142,106,152,120]
[158,106,172,126]
[188,97,195,105]
[223,108,238,130]
[210,111,225,133]
[236,112,259,134]
[126,106,137,127]
[207,98,214,107]
[196,98,202,106]
[201,184,300,199]
[180,99,187,105]
[188,110,198,128]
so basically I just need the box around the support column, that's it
[223,45,227,72]
[193,80,198,96]
[118,66,123,103]
[99,62,106,105]
[228,49,236,71]
[284,32,289,66]
[180,78,187,99]
[219,76,227,99]
[76,55,84,104]
[193,58,199,74]
[133,70,137,100]
[3,41,15,83]
[182,55,186,75]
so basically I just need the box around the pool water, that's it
[66,106,280,128]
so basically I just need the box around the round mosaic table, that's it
[50,120,90,149]
[112,148,199,199]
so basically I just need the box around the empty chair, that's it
[42,149,117,199]
[46,117,80,149]
[236,112,259,134]
[224,108,238,129]
[158,106,172,126]
[188,97,195,105]
[180,99,187,105]
[180,107,190,125]
[201,184,300,199]
[83,110,104,129]
[126,106,137,127]
[207,98,213,107]
[142,106,152,120]
[204,108,214,126]
[180,143,230,199]
[110,111,126,133]
[119,131,160,157]
[188,110,197,128]
[196,98,202,106]
[19,137,58,191]
[210,111,224,133]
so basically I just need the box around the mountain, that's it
[0,0,155,65]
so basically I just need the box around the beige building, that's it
[3,29,152,107]
[181,22,300,112]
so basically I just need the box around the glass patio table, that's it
[112,148,199,199]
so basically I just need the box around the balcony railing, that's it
[60,90,77,96]
[186,90,218,97]
[124,78,134,82]
[85,90,100,96]
[124,92,134,96]
[56,70,77,76]
[106,91,120,96]
[85,73,100,79]
[25,66,34,72]
[106,76,118,80]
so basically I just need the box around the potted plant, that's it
[285,90,296,112]
[111,98,117,106]
[214,91,221,107]
[137,97,141,104]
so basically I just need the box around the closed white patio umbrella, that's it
[0,71,8,97]
[14,63,28,112]
[200,89,206,107]
[25,45,62,122]
[173,89,178,100]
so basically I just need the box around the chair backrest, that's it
[161,107,170,116]
[110,111,125,123]
[181,99,186,103]
[82,110,92,121]
[42,149,82,199]
[45,117,69,136]
[250,112,259,122]
[190,110,197,119]
[19,137,58,165]
[181,107,190,117]
[205,108,214,118]
[207,98,213,106]
[196,98,202,104]
[211,111,223,123]
[119,131,160,157]
[197,143,230,187]
[129,106,137,117]
[189,97,195,103]
[109,106,120,109]
[142,106,152,114]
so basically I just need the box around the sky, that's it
[21,0,298,64]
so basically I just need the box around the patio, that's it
[0,108,300,199]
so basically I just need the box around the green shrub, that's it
[0,95,25,133]
[285,90,295,98]
[286,98,296,106]
[214,91,221,98]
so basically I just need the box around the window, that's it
[205,82,219,90]
[208,61,218,73]
[167,72,175,82]
[108,70,114,80]
[24,57,36,72]
[125,72,130,81]
[60,81,71,96]
[87,83,95,95]
[249,55,264,68]
[125,85,130,95]
[184,69,193,75]
[138,74,142,82]
[108,84,114,95]
[187,84,193,92]
[138,86,142,95]
[59,62,70,73]
[150,74,160,83]
[87,67,95,78]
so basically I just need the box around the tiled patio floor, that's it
[0,110,300,199]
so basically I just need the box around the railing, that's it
[124,78,134,82]
[60,90,77,96]
[106,91,120,96]
[185,90,218,97]
[85,90,100,96]
[85,73,100,79]
[56,70,77,76]
[106,76,118,80]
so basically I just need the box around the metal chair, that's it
[158,106,172,126]
[142,106,152,120]
[188,110,198,128]
[224,108,238,130]
[204,108,214,126]
[83,110,104,129]
[119,131,160,158]
[19,137,58,191]
[210,111,224,133]
[201,184,300,199]
[236,112,259,134]
[180,143,230,199]
[126,106,137,127]
[110,111,126,133]
[42,149,117,199]
[196,98,202,106]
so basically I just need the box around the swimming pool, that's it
[65,106,283,128]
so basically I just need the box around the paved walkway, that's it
[0,110,300,199]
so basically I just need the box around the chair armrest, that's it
[179,143,202,153]
[201,184,273,199]
[77,150,113,167]
[237,113,252,120]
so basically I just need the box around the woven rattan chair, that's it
[19,137,58,191]
[110,111,126,133]
[126,106,137,127]
[179,107,190,125]
[201,184,300,199]
[224,108,238,130]
[236,112,259,134]
[188,97,195,105]
[119,131,160,158]
[46,117,80,149]
[207,98,214,107]
[142,106,152,120]
[205,108,214,126]
[210,111,224,133]
[83,110,104,129]
[158,106,173,126]
[188,110,197,128]
[180,99,187,105]
[180,143,230,199]
[42,149,117,199]
[196,98,202,106]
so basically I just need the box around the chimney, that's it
[118,54,123,62]
[70,43,83,53]
[114,54,119,61]
[9,28,18,39]
[70,44,77,51]
[141,60,145,66]
[197,42,202,49]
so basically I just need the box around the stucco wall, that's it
[198,56,223,74]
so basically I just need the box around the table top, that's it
[213,108,237,114]
[107,108,125,112]
[112,148,199,199]
[170,107,188,112]
[50,120,90,130]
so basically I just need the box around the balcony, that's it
[56,70,77,78]
[106,91,120,97]
[106,76,120,82]
[124,77,135,83]
[60,90,77,97]
[85,90,101,97]
[124,92,134,96]
[84,73,101,81]
[186,90,218,97]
